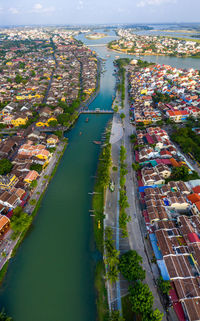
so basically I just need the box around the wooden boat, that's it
[93,140,101,145]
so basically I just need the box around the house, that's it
[187,193,200,205]
[0,174,18,191]
[47,134,59,146]
[54,107,63,115]
[0,215,10,237]
[36,116,57,127]
[24,170,39,184]
[192,201,200,215]
[11,114,28,127]
[39,106,53,117]
[0,191,20,208]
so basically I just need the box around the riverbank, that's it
[108,46,200,59]
[92,122,112,321]
[0,139,68,283]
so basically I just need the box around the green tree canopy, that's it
[119,250,146,281]
[129,282,153,315]
[11,208,32,239]
[30,163,43,173]
[109,310,125,321]
[143,308,163,321]
[120,113,125,120]
[57,113,70,126]
[0,159,13,175]
[30,179,38,189]
[48,120,58,127]
[157,276,171,295]
[0,309,13,321]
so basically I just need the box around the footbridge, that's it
[80,108,113,114]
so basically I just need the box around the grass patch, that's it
[0,261,9,284]
[49,143,68,180]
[122,295,137,321]
[92,182,105,253]
[95,261,109,321]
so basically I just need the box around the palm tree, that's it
[0,309,13,321]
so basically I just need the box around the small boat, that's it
[115,55,120,58]
[80,131,82,135]
[85,118,89,122]
[93,140,101,145]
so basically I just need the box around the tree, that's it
[30,163,43,173]
[114,105,119,113]
[143,308,163,321]
[0,159,13,175]
[132,162,141,171]
[120,146,126,163]
[48,120,58,127]
[109,310,125,321]
[105,227,120,284]
[170,166,189,181]
[130,134,137,143]
[57,113,70,126]
[11,210,32,239]
[120,113,125,121]
[54,130,63,138]
[0,309,13,321]
[30,179,38,189]
[119,250,146,281]
[129,282,153,315]
[157,276,171,295]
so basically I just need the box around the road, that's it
[122,70,167,320]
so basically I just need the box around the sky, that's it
[0,0,199,26]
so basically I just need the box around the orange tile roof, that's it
[24,170,39,182]
[195,201,200,212]
[192,186,200,194]
[0,215,10,230]
[187,193,200,204]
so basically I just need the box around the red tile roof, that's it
[188,232,200,243]
[187,193,200,204]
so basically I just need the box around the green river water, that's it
[0,29,199,321]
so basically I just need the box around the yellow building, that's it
[47,135,59,145]
[11,116,28,127]
[24,171,39,184]
[0,174,18,190]
[36,117,57,127]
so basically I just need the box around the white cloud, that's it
[31,3,55,14]
[9,7,19,14]
[34,3,43,10]
[137,0,176,7]
[76,0,84,10]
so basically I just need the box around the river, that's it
[0,29,199,321]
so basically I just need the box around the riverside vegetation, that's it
[92,124,112,321]
[119,146,130,237]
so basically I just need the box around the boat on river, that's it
[85,118,89,122]
[93,140,101,145]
